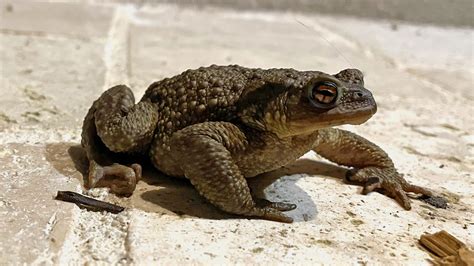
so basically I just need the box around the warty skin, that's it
[81,65,434,222]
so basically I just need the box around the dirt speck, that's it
[440,123,460,131]
[23,87,46,101]
[440,191,461,204]
[5,4,13,12]
[315,239,333,246]
[346,211,357,217]
[251,247,264,253]
[419,195,448,209]
[351,219,364,226]
[204,252,216,258]
[0,113,17,124]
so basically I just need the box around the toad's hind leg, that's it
[170,122,293,223]
[81,85,158,196]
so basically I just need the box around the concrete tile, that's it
[0,2,113,263]
[314,16,473,71]
[1,2,473,264]
[122,5,474,264]
[0,143,80,264]
[0,1,111,130]
[313,15,474,103]
[124,153,473,264]
[0,34,106,130]
[0,1,114,38]
[128,6,363,96]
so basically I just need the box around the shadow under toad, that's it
[45,143,348,222]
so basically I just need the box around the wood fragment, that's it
[55,191,124,214]
[419,230,474,266]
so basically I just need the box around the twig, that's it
[55,191,124,214]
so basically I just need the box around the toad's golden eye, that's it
[308,81,339,108]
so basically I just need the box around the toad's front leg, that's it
[169,121,295,223]
[313,128,436,210]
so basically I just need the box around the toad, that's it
[81,65,435,222]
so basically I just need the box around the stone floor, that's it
[0,1,473,265]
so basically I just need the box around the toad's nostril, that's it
[356,92,363,97]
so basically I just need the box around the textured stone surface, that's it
[0,34,106,130]
[98,0,474,27]
[0,2,112,264]
[0,143,79,264]
[0,1,113,37]
[0,1,472,265]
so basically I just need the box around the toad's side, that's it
[81,65,435,222]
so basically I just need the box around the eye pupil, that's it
[317,86,335,96]
[312,82,338,105]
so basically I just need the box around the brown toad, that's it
[81,65,435,222]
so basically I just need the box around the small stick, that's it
[55,191,124,214]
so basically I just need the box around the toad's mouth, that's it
[326,98,377,125]
[344,101,377,124]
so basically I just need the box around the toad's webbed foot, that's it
[247,206,294,223]
[346,167,433,210]
[87,160,142,196]
[255,198,297,212]
[314,128,444,210]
